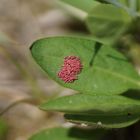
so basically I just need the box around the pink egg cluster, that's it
[57,56,83,83]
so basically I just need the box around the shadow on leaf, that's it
[122,89,140,101]
[68,127,106,140]
[89,42,102,66]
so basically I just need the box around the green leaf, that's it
[40,93,140,128]
[40,94,140,116]
[86,4,131,44]
[29,127,106,140]
[65,114,139,128]
[60,0,99,12]
[30,37,140,95]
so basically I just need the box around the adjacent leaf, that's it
[29,127,106,140]
[40,94,140,116]
[60,0,99,12]
[30,37,140,95]
[65,114,139,128]
[86,4,131,44]
[40,93,140,128]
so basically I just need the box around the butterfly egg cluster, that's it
[58,56,83,83]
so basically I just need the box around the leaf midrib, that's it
[94,66,140,87]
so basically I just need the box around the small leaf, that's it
[29,127,106,140]
[86,4,131,44]
[30,37,140,95]
[40,94,140,128]
[65,114,139,128]
[40,94,140,116]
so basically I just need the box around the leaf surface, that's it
[30,37,140,95]
[40,94,140,116]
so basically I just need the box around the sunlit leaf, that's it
[40,93,140,116]
[30,37,140,95]
[40,93,140,128]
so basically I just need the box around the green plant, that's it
[29,0,140,139]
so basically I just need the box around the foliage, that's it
[30,0,140,139]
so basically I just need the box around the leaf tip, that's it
[29,44,33,51]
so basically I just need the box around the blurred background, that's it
[0,0,140,140]
[0,0,81,139]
